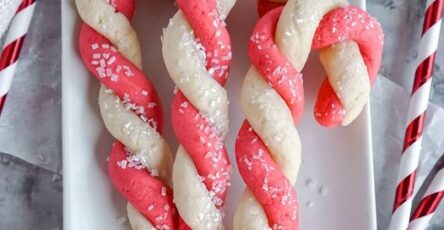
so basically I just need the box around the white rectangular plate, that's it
[63,0,376,229]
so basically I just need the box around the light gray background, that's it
[0,0,443,229]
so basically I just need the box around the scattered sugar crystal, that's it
[107,56,116,65]
[161,186,167,196]
[306,200,314,208]
[319,187,328,196]
[306,178,316,188]
[115,65,122,73]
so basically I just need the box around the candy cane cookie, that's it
[312,4,383,127]
[162,0,235,229]
[234,0,383,229]
[259,0,383,127]
[75,0,179,229]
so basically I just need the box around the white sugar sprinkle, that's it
[319,187,328,196]
[306,200,314,208]
[107,56,116,65]
[110,74,118,82]
[106,68,112,77]
[180,102,189,108]
[161,186,167,196]
[150,169,159,177]
[306,178,316,188]
[116,65,122,73]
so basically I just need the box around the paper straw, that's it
[389,0,443,229]
[0,0,36,114]
[407,166,444,230]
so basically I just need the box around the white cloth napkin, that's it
[0,0,21,38]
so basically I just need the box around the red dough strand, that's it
[257,0,285,17]
[108,143,176,228]
[172,0,232,208]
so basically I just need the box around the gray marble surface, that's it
[0,0,443,229]
[369,0,444,107]
[0,153,62,230]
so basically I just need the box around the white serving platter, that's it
[62,0,376,229]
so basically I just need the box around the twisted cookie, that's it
[260,0,383,127]
[234,5,303,230]
[234,0,383,229]
[312,4,383,127]
[162,0,235,229]
[76,0,178,229]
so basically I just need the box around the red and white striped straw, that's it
[389,0,443,229]
[408,166,444,230]
[0,0,36,114]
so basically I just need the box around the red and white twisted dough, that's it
[257,0,384,128]
[234,0,383,229]
[162,0,235,229]
[76,0,181,229]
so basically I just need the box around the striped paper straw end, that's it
[408,167,444,230]
[0,0,36,113]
